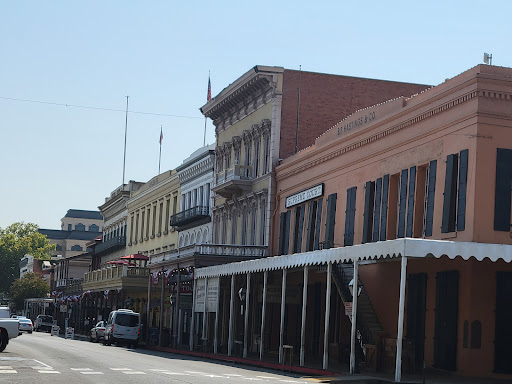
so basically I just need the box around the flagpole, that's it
[159,125,162,174]
[204,71,211,147]
[122,96,129,186]
[203,117,207,147]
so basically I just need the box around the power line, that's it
[0,95,203,119]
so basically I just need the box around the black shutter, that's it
[278,212,286,255]
[494,149,512,231]
[283,210,291,255]
[457,149,468,231]
[324,193,337,248]
[344,187,357,246]
[362,181,375,244]
[442,154,458,233]
[380,174,389,241]
[306,200,315,251]
[406,166,417,237]
[425,160,437,236]
[398,169,408,238]
[296,205,305,253]
[314,199,323,250]
[373,178,382,242]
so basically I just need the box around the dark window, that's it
[314,199,323,250]
[397,169,408,238]
[71,244,83,251]
[324,193,337,248]
[55,244,62,251]
[406,166,417,237]
[457,149,468,231]
[380,175,389,241]
[494,148,512,231]
[372,178,382,242]
[470,320,481,349]
[442,150,468,233]
[67,224,72,231]
[278,211,291,255]
[344,187,357,246]
[75,223,85,231]
[115,313,139,327]
[362,181,375,244]
[306,200,318,251]
[293,205,305,253]
[424,160,437,236]
[89,224,99,232]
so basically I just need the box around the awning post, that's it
[323,262,332,370]
[259,271,268,361]
[300,266,308,366]
[243,273,251,358]
[395,256,408,383]
[350,260,359,374]
[279,268,287,364]
[228,274,235,356]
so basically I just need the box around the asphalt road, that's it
[0,332,313,384]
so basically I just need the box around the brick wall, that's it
[280,70,430,159]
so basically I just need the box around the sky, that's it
[1,1,510,230]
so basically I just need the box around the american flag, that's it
[207,75,212,102]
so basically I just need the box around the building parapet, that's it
[83,265,148,283]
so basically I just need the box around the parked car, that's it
[0,318,20,352]
[89,321,105,342]
[13,316,33,333]
[34,315,54,332]
[103,309,140,348]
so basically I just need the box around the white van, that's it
[103,309,140,348]
[0,307,10,318]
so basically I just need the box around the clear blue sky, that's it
[1,1,510,230]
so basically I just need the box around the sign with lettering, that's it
[194,279,205,312]
[286,184,323,208]
[206,277,219,312]
[257,285,300,304]
[337,110,376,136]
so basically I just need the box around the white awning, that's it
[195,238,512,279]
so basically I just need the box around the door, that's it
[407,273,427,369]
[494,272,512,372]
[434,270,458,370]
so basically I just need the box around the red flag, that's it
[207,75,212,102]
[159,126,163,144]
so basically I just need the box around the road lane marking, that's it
[185,371,206,374]
[38,370,60,374]
[0,370,17,373]
[110,368,132,371]
[70,368,92,371]
[81,371,104,374]
[161,372,188,375]
[0,366,13,369]
[123,371,146,374]
[223,374,244,376]
[33,359,52,369]
[257,376,277,379]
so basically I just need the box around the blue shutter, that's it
[397,169,408,238]
[362,181,375,244]
[442,154,458,233]
[296,205,305,253]
[314,199,323,250]
[406,166,417,237]
[278,212,286,255]
[380,175,389,241]
[283,210,291,255]
[373,178,382,242]
[457,149,468,231]
[494,149,512,231]
[324,194,337,248]
[306,201,315,251]
[425,160,437,236]
[344,187,357,246]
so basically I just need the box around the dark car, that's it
[34,315,54,332]
[89,321,106,342]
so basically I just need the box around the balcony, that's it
[213,164,253,198]
[199,244,269,258]
[82,265,149,291]
[95,235,126,255]
[170,206,210,228]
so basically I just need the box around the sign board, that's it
[60,304,67,313]
[257,285,300,304]
[194,279,205,312]
[206,277,219,312]
[65,327,74,339]
[344,302,352,317]
[285,184,323,208]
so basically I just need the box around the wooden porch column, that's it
[243,273,251,358]
[214,276,220,354]
[279,268,287,364]
[395,256,408,383]
[323,262,332,370]
[228,274,235,356]
[202,277,208,349]
[259,271,268,361]
[300,266,308,366]
[189,278,197,351]
[350,260,359,374]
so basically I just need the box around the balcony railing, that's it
[83,265,149,284]
[95,235,126,254]
[200,244,269,258]
[170,206,210,227]
[56,278,83,289]
[215,164,253,185]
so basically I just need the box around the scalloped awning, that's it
[195,238,512,279]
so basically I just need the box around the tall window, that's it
[250,205,257,246]
[324,193,337,248]
[89,224,99,232]
[165,199,170,233]
[75,223,85,231]
[263,135,270,174]
[254,138,260,178]
[344,187,357,246]
[241,208,248,245]
[278,210,291,255]
[135,214,139,242]
[441,149,468,233]
[293,205,305,253]
[130,215,134,243]
[260,200,266,245]
[158,202,163,234]
[141,211,145,240]
[152,204,156,236]
[231,211,237,244]
[146,207,151,238]
[205,184,210,208]
[495,148,512,231]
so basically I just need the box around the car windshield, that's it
[115,313,139,327]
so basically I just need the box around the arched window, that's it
[89,224,99,232]
[71,244,83,251]
[55,244,62,251]
[203,229,208,244]
[190,233,195,245]
[75,223,85,231]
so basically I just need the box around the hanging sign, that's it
[194,279,205,313]
[285,184,323,208]
[206,277,219,312]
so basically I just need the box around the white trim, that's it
[194,238,512,279]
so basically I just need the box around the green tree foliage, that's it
[0,222,55,294]
[9,272,50,310]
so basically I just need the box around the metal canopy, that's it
[194,238,512,279]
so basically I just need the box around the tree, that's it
[0,222,55,294]
[9,273,50,311]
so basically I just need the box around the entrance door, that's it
[495,272,512,373]
[407,273,427,369]
[434,270,458,370]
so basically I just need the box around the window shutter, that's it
[406,166,417,237]
[306,201,315,251]
[457,149,468,231]
[324,193,337,248]
[494,148,512,231]
[373,178,382,242]
[296,205,305,253]
[283,210,291,255]
[380,175,389,241]
[362,181,375,244]
[278,212,286,255]
[344,187,357,246]
[398,169,408,238]
[425,160,437,236]
[314,199,323,250]
[442,154,458,233]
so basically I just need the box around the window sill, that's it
[441,231,457,239]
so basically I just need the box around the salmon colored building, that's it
[193,65,512,382]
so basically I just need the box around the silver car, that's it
[89,321,106,342]
[17,316,33,333]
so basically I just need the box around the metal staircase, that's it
[331,262,383,354]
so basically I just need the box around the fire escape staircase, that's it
[331,262,383,356]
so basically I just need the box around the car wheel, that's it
[28,331,32,334]
[0,333,7,352]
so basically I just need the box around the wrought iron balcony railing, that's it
[170,206,210,227]
[95,235,126,254]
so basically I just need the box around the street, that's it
[0,332,313,384]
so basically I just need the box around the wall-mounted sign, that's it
[285,184,324,208]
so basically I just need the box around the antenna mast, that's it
[122,96,129,186]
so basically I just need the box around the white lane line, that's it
[0,366,13,369]
[110,368,132,371]
[123,371,146,374]
[161,372,188,375]
[185,371,206,374]
[33,359,52,369]
[80,371,104,375]
[243,379,264,381]
[202,374,225,378]
[257,376,277,379]
[0,370,17,373]
[223,374,244,376]
[38,370,60,374]
[70,368,92,371]
[149,369,168,371]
